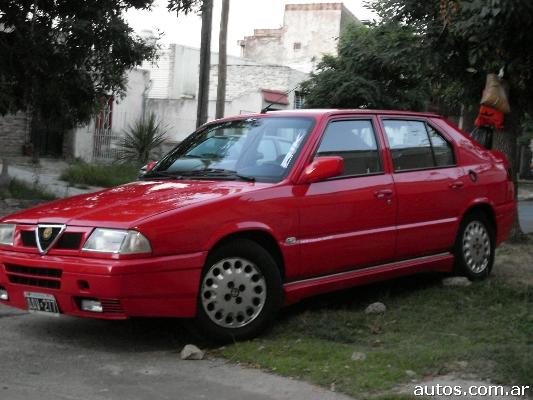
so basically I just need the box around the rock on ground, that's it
[351,352,367,361]
[180,344,205,360]
[442,277,472,287]
[365,302,387,314]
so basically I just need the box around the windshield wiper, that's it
[144,169,255,182]
[181,169,256,182]
[142,171,184,180]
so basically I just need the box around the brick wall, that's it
[0,112,29,158]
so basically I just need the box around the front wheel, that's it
[194,239,283,343]
[454,213,495,280]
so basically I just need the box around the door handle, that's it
[449,181,464,190]
[374,189,393,199]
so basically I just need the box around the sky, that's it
[126,0,378,56]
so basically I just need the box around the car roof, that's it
[210,109,442,124]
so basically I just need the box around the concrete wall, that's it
[0,112,30,158]
[240,3,360,73]
[146,98,198,143]
[112,68,150,133]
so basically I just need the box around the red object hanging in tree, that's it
[475,105,504,129]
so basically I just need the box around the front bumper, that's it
[0,250,205,319]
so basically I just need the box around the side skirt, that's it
[283,253,454,305]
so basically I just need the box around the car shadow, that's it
[278,272,446,323]
[14,273,446,351]
[16,315,197,352]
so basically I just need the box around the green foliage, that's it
[519,114,533,146]
[167,0,204,15]
[0,0,158,129]
[8,179,57,201]
[221,241,533,397]
[118,114,167,165]
[367,0,533,118]
[60,163,139,188]
[302,23,430,110]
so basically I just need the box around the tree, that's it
[368,0,533,241]
[302,23,430,111]
[168,0,214,128]
[215,0,230,119]
[0,0,158,160]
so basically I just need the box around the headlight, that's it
[0,224,15,246]
[82,229,152,254]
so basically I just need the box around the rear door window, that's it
[383,120,455,171]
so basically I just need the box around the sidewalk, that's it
[1,157,103,198]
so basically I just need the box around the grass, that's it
[8,179,57,201]
[60,162,139,188]
[217,240,533,399]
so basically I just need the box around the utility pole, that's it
[215,0,230,119]
[196,0,214,128]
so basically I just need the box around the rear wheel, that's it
[454,212,495,280]
[194,239,282,343]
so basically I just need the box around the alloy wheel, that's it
[201,257,267,328]
[462,221,491,274]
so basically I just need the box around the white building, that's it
[69,68,151,162]
[70,2,357,161]
[239,3,360,73]
[143,44,308,144]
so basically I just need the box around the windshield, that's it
[146,117,315,183]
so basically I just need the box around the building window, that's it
[293,42,301,50]
[294,91,305,109]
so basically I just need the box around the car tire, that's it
[453,212,495,280]
[194,238,283,343]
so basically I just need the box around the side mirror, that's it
[139,161,158,178]
[145,161,158,172]
[298,156,344,184]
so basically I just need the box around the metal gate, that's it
[92,97,122,161]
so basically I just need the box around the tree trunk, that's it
[196,0,214,128]
[493,112,528,242]
[31,109,41,165]
[215,0,230,119]
[519,144,533,179]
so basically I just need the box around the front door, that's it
[296,118,397,278]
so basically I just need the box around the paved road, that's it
[519,201,533,233]
[0,305,351,400]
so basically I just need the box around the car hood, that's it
[2,180,268,228]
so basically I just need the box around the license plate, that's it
[24,292,60,316]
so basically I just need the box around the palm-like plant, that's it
[119,114,167,165]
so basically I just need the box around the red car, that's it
[0,110,516,341]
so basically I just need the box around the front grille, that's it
[55,233,83,250]
[5,264,62,289]
[20,231,37,247]
[20,230,82,250]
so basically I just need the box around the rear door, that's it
[296,117,397,277]
[379,118,467,259]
